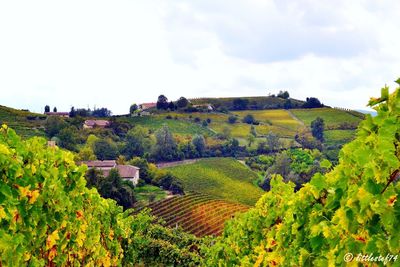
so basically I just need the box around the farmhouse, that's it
[44,112,70,118]
[83,119,110,129]
[139,102,157,110]
[81,160,140,185]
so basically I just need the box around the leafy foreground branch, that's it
[205,85,400,266]
[0,83,399,266]
[0,125,205,266]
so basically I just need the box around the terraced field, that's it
[167,158,264,205]
[146,193,250,237]
[119,116,214,136]
[0,105,46,138]
[291,108,363,129]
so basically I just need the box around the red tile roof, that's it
[81,160,116,168]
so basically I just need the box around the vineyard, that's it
[167,157,264,205]
[145,193,250,237]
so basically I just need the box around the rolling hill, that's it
[166,157,264,205]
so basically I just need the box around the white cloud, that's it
[0,0,399,114]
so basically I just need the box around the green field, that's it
[134,184,167,206]
[324,129,356,146]
[167,158,264,205]
[0,105,46,138]
[291,108,363,129]
[119,116,214,136]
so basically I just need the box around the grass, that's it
[166,158,264,205]
[0,105,46,138]
[324,129,356,147]
[134,184,167,206]
[119,116,214,136]
[291,108,362,129]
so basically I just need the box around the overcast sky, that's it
[1,1,400,114]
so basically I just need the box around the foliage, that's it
[45,116,67,137]
[228,115,238,124]
[311,117,325,142]
[192,134,206,157]
[92,107,112,117]
[152,125,179,161]
[303,97,324,108]
[44,105,50,113]
[277,90,289,99]
[157,95,169,110]
[129,104,138,115]
[232,98,249,110]
[123,126,151,159]
[0,125,203,266]
[205,84,400,266]
[94,138,118,160]
[242,114,256,124]
[177,97,189,108]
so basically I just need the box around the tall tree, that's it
[311,117,324,142]
[94,139,118,160]
[176,97,189,108]
[53,107,57,112]
[44,105,50,113]
[123,126,151,158]
[192,134,206,156]
[265,132,281,152]
[152,125,178,161]
[156,95,169,110]
[129,104,138,114]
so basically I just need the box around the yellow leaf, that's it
[48,246,57,261]
[24,252,31,261]
[31,164,37,175]
[0,207,6,220]
[28,190,40,204]
[18,185,31,198]
[46,230,60,250]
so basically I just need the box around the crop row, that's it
[147,193,250,237]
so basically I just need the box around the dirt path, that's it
[156,159,201,169]
[286,110,305,127]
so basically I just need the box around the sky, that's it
[1,0,400,115]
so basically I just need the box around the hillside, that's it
[0,105,46,138]
[145,193,250,237]
[166,158,264,205]
[189,96,305,110]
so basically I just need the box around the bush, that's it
[228,116,238,124]
[242,114,256,124]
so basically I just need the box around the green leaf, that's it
[320,159,331,169]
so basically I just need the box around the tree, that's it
[250,125,257,137]
[277,90,290,99]
[228,116,238,124]
[242,114,256,124]
[192,134,206,156]
[265,132,281,152]
[53,107,57,112]
[156,95,169,110]
[94,139,118,160]
[283,99,292,109]
[311,117,324,142]
[232,98,249,110]
[246,134,255,147]
[69,106,76,117]
[176,97,189,108]
[44,105,50,113]
[129,104,138,114]
[86,168,104,188]
[123,126,151,159]
[98,168,135,210]
[152,125,178,161]
[295,128,322,150]
[303,97,323,108]
[168,101,176,111]
[45,116,67,137]
[92,107,112,117]
[57,126,80,151]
